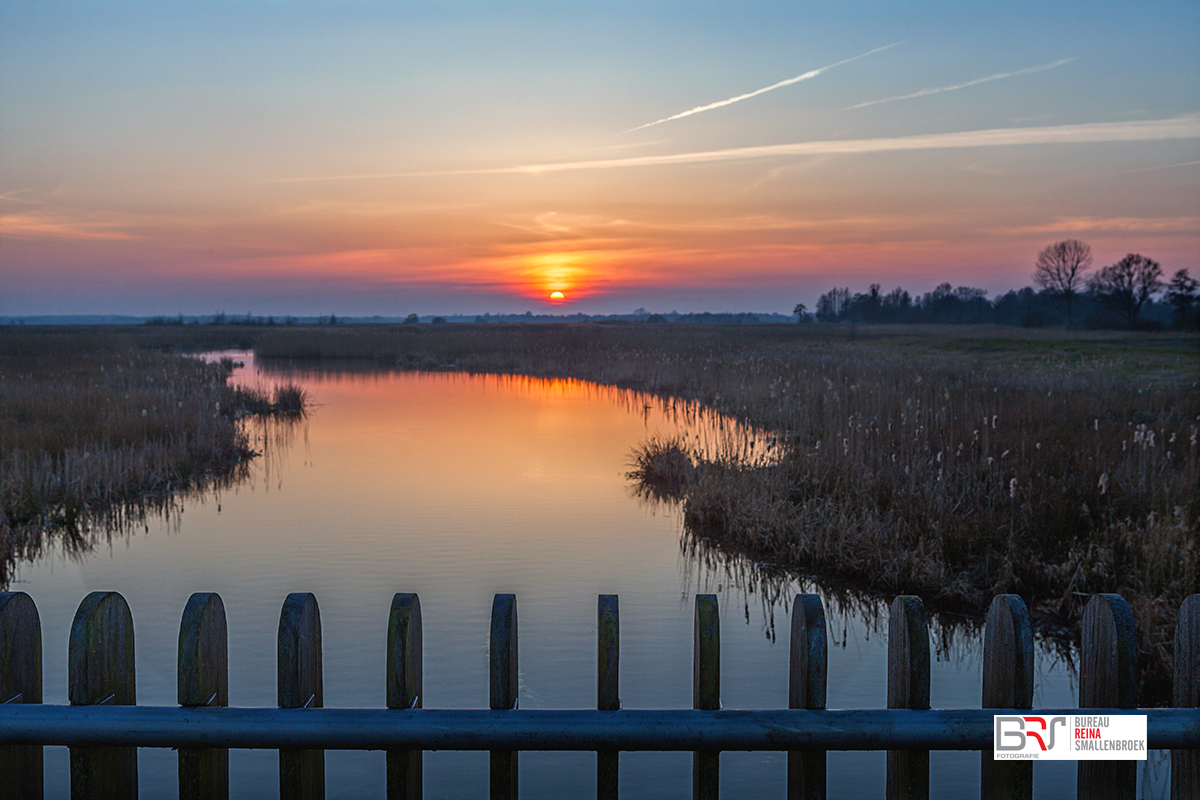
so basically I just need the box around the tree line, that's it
[798,240,1198,330]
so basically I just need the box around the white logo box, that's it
[993,714,1147,761]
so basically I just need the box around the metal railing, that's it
[0,590,1197,800]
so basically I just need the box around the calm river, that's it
[15,355,1168,798]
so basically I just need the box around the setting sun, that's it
[549,291,565,301]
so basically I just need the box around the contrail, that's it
[489,115,1200,174]
[269,116,1200,182]
[845,58,1073,110]
[624,41,904,133]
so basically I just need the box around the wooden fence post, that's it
[1078,593,1137,800]
[788,594,827,800]
[278,593,324,800]
[387,593,423,800]
[69,591,137,799]
[0,591,42,800]
[178,593,229,800]
[693,594,720,800]
[490,594,518,800]
[887,596,929,800]
[980,594,1033,800]
[1172,594,1199,800]
[597,594,619,800]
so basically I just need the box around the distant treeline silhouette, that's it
[802,242,1198,330]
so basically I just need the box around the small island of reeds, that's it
[0,327,307,584]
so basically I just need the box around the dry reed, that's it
[254,322,1198,702]
[0,328,307,584]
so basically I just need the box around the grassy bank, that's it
[253,322,1198,702]
[0,328,305,584]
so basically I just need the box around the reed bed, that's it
[254,323,1198,701]
[0,329,306,584]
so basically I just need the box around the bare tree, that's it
[1033,239,1092,325]
[1088,253,1163,325]
[1166,268,1198,329]
[815,287,851,322]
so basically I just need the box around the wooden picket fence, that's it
[0,590,1197,800]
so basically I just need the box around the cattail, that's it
[1009,478,1017,498]
[1098,472,1109,495]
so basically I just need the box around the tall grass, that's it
[254,322,1198,701]
[0,329,306,584]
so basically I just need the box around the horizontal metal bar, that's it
[1,706,1196,751]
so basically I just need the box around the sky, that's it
[1,1,1198,316]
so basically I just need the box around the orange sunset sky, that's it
[1,1,1197,315]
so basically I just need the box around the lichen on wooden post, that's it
[69,590,137,799]
[0,591,42,800]
[693,594,719,800]
[490,593,518,800]
[278,592,324,800]
[387,593,423,800]
[1078,593,1137,800]
[980,594,1033,800]
[886,595,929,800]
[788,593,827,800]
[178,592,229,800]
[597,594,619,800]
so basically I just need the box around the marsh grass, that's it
[0,328,307,584]
[254,322,1198,702]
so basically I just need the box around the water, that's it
[13,355,1167,798]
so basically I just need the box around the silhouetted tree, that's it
[846,284,883,323]
[815,287,851,322]
[1033,239,1092,325]
[1088,253,1163,325]
[792,303,813,323]
[882,287,912,321]
[403,313,419,324]
[1166,268,1199,330]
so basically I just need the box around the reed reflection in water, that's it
[16,356,1164,798]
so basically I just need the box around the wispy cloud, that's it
[624,42,904,133]
[1082,159,1200,179]
[1002,215,1200,234]
[0,211,138,241]
[494,115,1200,174]
[272,116,1200,182]
[845,58,1073,110]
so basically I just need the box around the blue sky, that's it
[2,1,1197,315]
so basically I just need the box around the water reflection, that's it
[677,525,1081,678]
[2,411,303,590]
[16,356,1169,798]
